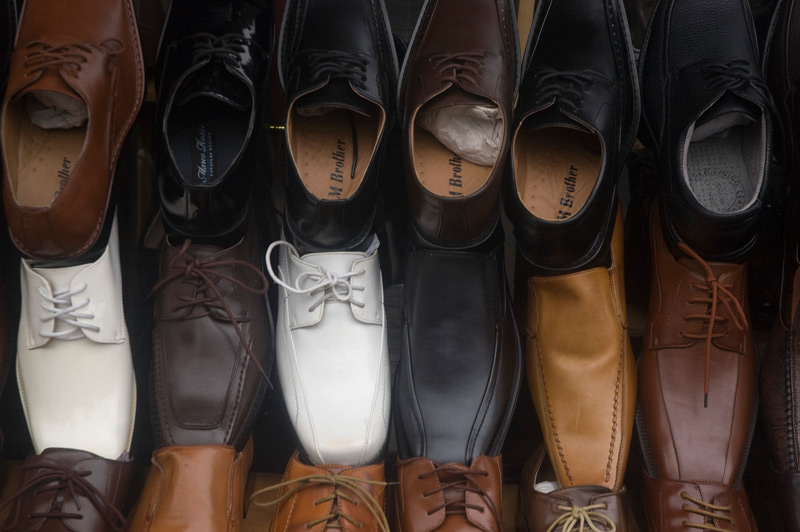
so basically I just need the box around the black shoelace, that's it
[192,33,248,66]
[532,68,594,115]
[308,50,368,91]
[700,59,770,102]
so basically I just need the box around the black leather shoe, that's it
[506,0,639,273]
[155,0,273,239]
[278,0,398,252]
[639,0,774,262]
[394,224,521,464]
[0,0,17,87]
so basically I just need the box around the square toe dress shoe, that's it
[2,0,144,259]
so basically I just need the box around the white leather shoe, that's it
[17,214,135,460]
[267,238,390,466]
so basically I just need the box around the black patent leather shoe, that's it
[155,0,273,239]
[506,0,639,273]
[278,0,398,252]
[640,0,774,263]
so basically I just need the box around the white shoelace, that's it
[266,241,367,312]
[38,285,100,341]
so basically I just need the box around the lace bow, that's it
[545,503,616,532]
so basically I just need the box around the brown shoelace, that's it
[680,492,733,532]
[545,503,616,532]
[250,473,389,532]
[24,40,122,77]
[677,243,748,407]
[0,462,127,532]
[429,52,486,86]
[151,239,272,384]
[414,462,501,527]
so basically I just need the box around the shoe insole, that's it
[412,127,492,198]
[14,117,86,208]
[513,127,601,221]
[288,108,378,200]
[687,128,755,214]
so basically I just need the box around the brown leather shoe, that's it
[400,0,517,247]
[150,217,272,449]
[128,438,253,532]
[526,206,635,490]
[1,0,144,259]
[638,207,757,530]
[393,455,503,532]
[518,446,632,532]
[255,451,387,532]
[0,448,132,532]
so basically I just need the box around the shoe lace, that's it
[429,51,486,87]
[38,284,101,341]
[0,462,127,532]
[24,40,122,78]
[545,503,617,532]
[415,462,501,527]
[308,50,368,92]
[680,492,733,532]
[532,68,594,115]
[192,33,248,65]
[700,59,770,100]
[265,241,366,313]
[250,473,389,532]
[676,242,748,408]
[151,239,272,384]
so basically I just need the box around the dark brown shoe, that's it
[399,0,517,248]
[0,448,132,532]
[1,0,144,259]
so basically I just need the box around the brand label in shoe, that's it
[449,156,464,196]
[689,168,746,214]
[329,139,347,197]
[191,124,216,185]
[53,157,72,199]
[557,165,579,220]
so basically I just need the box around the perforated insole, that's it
[15,117,85,207]
[513,127,601,221]
[413,128,492,198]
[289,109,377,200]
[687,128,754,214]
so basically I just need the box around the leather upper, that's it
[526,208,635,490]
[1,448,132,532]
[155,0,273,238]
[152,219,272,450]
[128,439,253,532]
[766,466,800,532]
[508,0,639,272]
[278,0,397,251]
[639,0,773,262]
[394,227,521,464]
[639,209,757,488]
[1,0,144,259]
[271,240,389,466]
[17,215,135,460]
[400,0,517,248]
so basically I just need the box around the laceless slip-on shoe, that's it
[1,0,144,259]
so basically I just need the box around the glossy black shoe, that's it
[639,0,774,262]
[155,0,274,239]
[506,0,639,273]
[278,0,398,252]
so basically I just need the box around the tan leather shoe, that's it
[393,455,503,532]
[1,0,144,259]
[526,206,635,490]
[128,438,253,532]
[254,451,387,532]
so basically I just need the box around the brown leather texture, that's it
[128,438,253,532]
[639,208,757,487]
[526,208,635,490]
[518,447,632,532]
[401,0,516,247]
[1,0,144,259]
[1,448,133,532]
[266,452,386,532]
[642,472,757,532]
[393,455,503,532]
[152,218,271,449]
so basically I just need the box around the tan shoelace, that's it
[680,492,733,532]
[677,243,748,407]
[545,503,616,532]
[250,473,389,532]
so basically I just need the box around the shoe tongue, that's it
[424,85,492,110]
[692,93,759,141]
[29,260,88,293]
[524,104,591,132]
[176,66,249,111]
[295,79,374,117]
[301,250,364,274]
[36,448,98,467]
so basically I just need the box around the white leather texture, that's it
[272,241,390,466]
[17,215,136,459]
